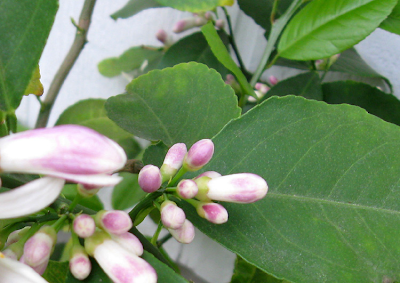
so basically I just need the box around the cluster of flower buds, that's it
[172,11,225,34]
[315,53,341,70]
[137,139,268,244]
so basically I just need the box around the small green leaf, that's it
[43,261,69,283]
[0,0,58,111]
[98,46,163,78]
[322,80,400,126]
[112,172,147,210]
[111,0,163,20]
[278,0,398,60]
[106,62,241,147]
[62,184,104,212]
[24,65,43,96]
[231,256,285,283]
[158,31,229,78]
[143,142,169,167]
[201,23,256,98]
[261,72,323,101]
[380,1,400,35]
[56,99,141,159]
[66,258,112,283]
[155,0,233,12]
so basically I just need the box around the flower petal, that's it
[0,253,48,283]
[0,177,65,219]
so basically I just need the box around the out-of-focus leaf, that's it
[322,80,400,126]
[56,99,141,159]
[112,172,147,210]
[231,256,285,283]
[380,1,400,35]
[98,46,163,78]
[278,0,397,60]
[155,0,233,12]
[158,31,230,78]
[111,0,163,20]
[62,184,104,212]
[24,65,43,96]
[43,261,69,283]
[106,62,241,147]
[0,0,58,111]
[143,141,169,167]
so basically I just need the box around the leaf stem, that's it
[250,0,303,86]
[150,221,163,246]
[35,0,97,128]
[270,0,280,24]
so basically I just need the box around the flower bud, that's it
[110,232,143,256]
[5,227,30,247]
[173,18,197,33]
[96,210,133,235]
[168,219,195,244]
[0,125,126,187]
[255,83,269,94]
[2,247,19,260]
[77,184,101,197]
[177,179,198,199]
[160,201,186,229]
[215,19,225,29]
[160,143,187,182]
[183,139,214,171]
[73,214,96,238]
[69,245,91,280]
[197,202,228,224]
[207,173,268,203]
[23,226,56,268]
[138,165,162,193]
[0,252,49,282]
[194,171,221,180]
[268,75,279,86]
[155,29,171,45]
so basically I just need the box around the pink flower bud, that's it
[73,214,96,238]
[207,173,268,203]
[168,219,195,244]
[96,210,133,235]
[194,171,221,180]
[225,74,235,84]
[160,201,186,229]
[173,18,197,33]
[23,226,56,268]
[111,232,143,256]
[5,227,30,247]
[69,246,91,280]
[215,19,225,29]
[197,202,228,224]
[268,75,279,86]
[184,139,214,171]
[20,254,49,275]
[160,143,187,182]
[177,179,198,199]
[138,165,162,193]
[2,248,18,260]
[77,184,101,197]
[155,29,168,44]
[255,83,269,94]
[204,12,213,20]
[0,125,126,187]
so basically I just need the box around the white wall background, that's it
[16,1,400,282]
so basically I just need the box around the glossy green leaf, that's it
[62,184,104,212]
[143,142,169,167]
[56,99,141,159]
[155,0,233,12]
[158,31,229,78]
[201,23,257,98]
[278,0,398,60]
[142,251,189,283]
[43,261,69,283]
[183,96,400,283]
[111,0,163,20]
[231,256,285,283]
[106,62,241,147]
[0,0,58,111]
[66,258,112,283]
[380,1,400,35]
[322,81,400,126]
[98,46,163,78]
[24,65,43,96]
[112,172,147,210]
[261,72,322,101]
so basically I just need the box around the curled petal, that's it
[0,253,49,283]
[168,219,195,244]
[0,177,65,219]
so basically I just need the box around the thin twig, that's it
[35,0,97,128]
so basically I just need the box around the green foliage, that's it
[380,1,400,35]
[106,62,241,147]
[43,261,69,283]
[62,184,104,211]
[143,142,169,167]
[112,172,147,210]
[155,0,233,12]
[231,257,285,283]
[182,96,400,283]
[0,0,58,111]
[65,258,112,283]
[111,0,163,20]
[278,0,398,60]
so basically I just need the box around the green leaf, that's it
[380,1,400,35]
[43,261,69,283]
[142,251,189,283]
[231,256,285,283]
[0,0,58,111]
[24,65,43,96]
[143,142,169,167]
[66,258,112,283]
[158,31,229,78]
[98,46,163,78]
[111,0,163,20]
[201,23,257,98]
[0,173,38,188]
[62,184,104,212]
[322,81,400,126]
[56,99,141,159]
[261,72,323,101]
[278,0,398,60]
[183,96,400,283]
[155,0,233,12]
[106,62,241,147]
[112,172,147,210]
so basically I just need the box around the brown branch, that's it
[35,0,97,128]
